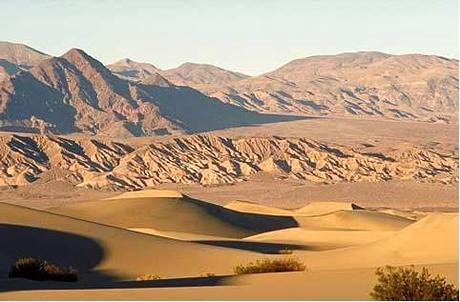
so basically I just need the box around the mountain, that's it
[107,59,250,88]
[0,41,50,83]
[0,133,456,189]
[208,52,459,123]
[0,48,300,136]
[0,41,50,67]
[161,62,250,86]
[1,43,458,128]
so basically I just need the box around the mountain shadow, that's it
[136,84,311,133]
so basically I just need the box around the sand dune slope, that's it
[52,195,298,238]
[224,200,294,216]
[296,201,363,216]
[245,228,395,249]
[294,209,414,231]
[103,189,184,199]
[0,203,259,280]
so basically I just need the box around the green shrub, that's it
[136,274,161,281]
[371,266,459,301]
[234,258,306,275]
[8,257,78,282]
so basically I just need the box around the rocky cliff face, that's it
[0,134,456,190]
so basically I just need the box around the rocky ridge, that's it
[0,134,456,190]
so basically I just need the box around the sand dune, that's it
[52,195,298,238]
[298,213,458,270]
[0,190,457,300]
[0,202,259,281]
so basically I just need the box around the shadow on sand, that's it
[0,224,235,292]
[0,224,117,285]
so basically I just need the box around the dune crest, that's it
[296,201,364,216]
[104,189,183,200]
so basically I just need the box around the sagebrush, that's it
[136,274,161,281]
[8,257,78,282]
[234,258,306,275]
[370,266,459,301]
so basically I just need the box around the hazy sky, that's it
[0,0,458,75]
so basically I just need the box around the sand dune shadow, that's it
[0,224,104,278]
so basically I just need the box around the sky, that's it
[0,0,458,75]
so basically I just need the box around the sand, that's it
[1,264,457,300]
[0,190,458,300]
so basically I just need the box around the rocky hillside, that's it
[209,52,459,123]
[0,41,51,82]
[160,62,250,86]
[0,48,299,136]
[0,134,456,190]
[106,58,161,81]
[0,41,50,67]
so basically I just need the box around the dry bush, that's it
[371,266,459,301]
[234,258,306,275]
[200,272,216,277]
[278,247,293,255]
[8,257,77,282]
[136,274,161,281]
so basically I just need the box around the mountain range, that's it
[0,41,458,137]
[0,42,299,136]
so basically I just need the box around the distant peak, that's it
[61,48,98,66]
[63,48,87,56]
[111,58,135,65]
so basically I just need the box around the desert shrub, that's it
[136,274,161,281]
[199,272,216,277]
[234,258,306,275]
[278,247,293,255]
[9,257,78,282]
[370,266,459,301]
